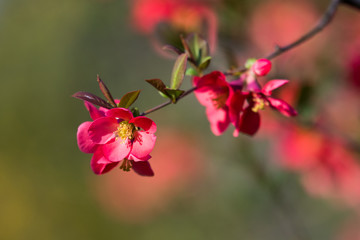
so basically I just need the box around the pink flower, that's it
[193,71,237,136]
[77,102,156,176]
[252,58,272,76]
[235,79,297,136]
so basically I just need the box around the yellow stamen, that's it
[251,96,268,112]
[115,121,135,142]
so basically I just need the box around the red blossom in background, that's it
[77,102,156,176]
[131,0,218,52]
[274,126,360,208]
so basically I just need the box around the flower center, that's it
[115,121,135,141]
[211,88,228,109]
[251,96,268,112]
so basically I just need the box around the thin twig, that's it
[265,0,341,60]
[140,87,196,116]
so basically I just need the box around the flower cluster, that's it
[193,59,297,136]
[77,101,156,176]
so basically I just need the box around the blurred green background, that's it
[0,0,356,239]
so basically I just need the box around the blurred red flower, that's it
[130,0,218,52]
[274,126,360,208]
[248,0,323,73]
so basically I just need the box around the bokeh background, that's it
[1,0,360,239]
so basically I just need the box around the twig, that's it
[140,87,196,116]
[265,0,341,60]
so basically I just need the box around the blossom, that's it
[234,79,297,136]
[131,0,218,53]
[274,126,360,208]
[193,71,239,136]
[77,102,156,176]
[252,58,272,76]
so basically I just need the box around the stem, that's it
[265,0,341,60]
[140,87,196,116]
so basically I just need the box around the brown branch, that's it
[265,0,341,60]
[140,87,196,116]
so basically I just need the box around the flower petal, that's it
[205,106,230,136]
[267,97,298,117]
[89,117,118,144]
[131,132,156,158]
[130,116,157,133]
[131,160,154,176]
[262,79,289,96]
[102,139,132,162]
[90,147,118,175]
[194,71,230,108]
[228,90,246,127]
[106,108,133,121]
[84,101,105,120]
[237,106,260,136]
[77,121,98,153]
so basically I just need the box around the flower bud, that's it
[252,58,272,76]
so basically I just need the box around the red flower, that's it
[193,71,241,136]
[235,79,297,136]
[77,102,156,176]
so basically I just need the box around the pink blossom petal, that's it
[262,79,289,96]
[252,58,272,76]
[206,106,230,136]
[131,132,156,158]
[90,147,119,175]
[130,116,157,133]
[238,106,260,136]
[102,139,132,162]
[89,117,118,144]
[77,121,98,153]
[267,97,298,117]
[194,87,218,107]
[106,108,133,121]
[84,101,106,120]
[131,160,154,176]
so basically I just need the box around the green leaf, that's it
[118,90,141,109]
[185,33,210,68]
[245,58,257,69]
[185,67,198,76]
[72,91,112,109]
[164,88,185,103]
[199,56,212,70]
[146,78,167,92]
[170,53,188,89]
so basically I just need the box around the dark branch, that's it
[342,0,360,9]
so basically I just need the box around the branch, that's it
[265,0,341,60]
[140,87,196,116]
[342,0,360,9]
